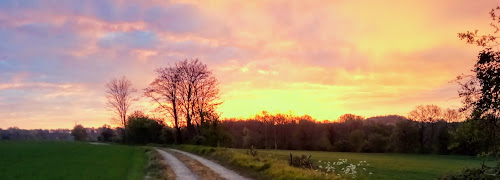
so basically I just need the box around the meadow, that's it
[176,145,488,180]
[0,141,146,180]
[253,149,487,180]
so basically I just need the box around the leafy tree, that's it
[408,105,443,152]
[349,129,365,152]
[98,124,115,142]
[444,5,500,179]
[125,111,164,144]
[160,126,175,144]
[71,124,88,141]
[456,6,500,156]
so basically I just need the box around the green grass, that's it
[0,141,147,180]
[174,145,489,180]
[174,145,340,180]
[245,149,489,180]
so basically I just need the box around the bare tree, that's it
[145,66,183,143]
[442,108,465,123]
[145,59,221,141]
[177,59,221,137]
[106,76,136,127]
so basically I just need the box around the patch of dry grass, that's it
[168,149,225,180]
[145,148,176,180]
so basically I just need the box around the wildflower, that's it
[369,172,373,175]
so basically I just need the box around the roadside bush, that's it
[441,163,500,180]
[160,127,175,144]
[98,125,115,142]
[289,154,314,169]
[125,111,164,144]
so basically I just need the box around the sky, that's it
[0,0,497,129]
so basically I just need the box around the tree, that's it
[255,111,271,149]
[145,59,221,142]
[71,124,87,141]
[442,108,464,123]
[125,111,164,144]
[106,76,136,127]
[177,59,221,138]
[145,66,183,143]
[338,114,364,133]
[390,120,419,153]
[457,6,500,156]
[408,104,443,152]
[98,124,115,142]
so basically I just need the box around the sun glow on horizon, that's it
[0,0,496,129]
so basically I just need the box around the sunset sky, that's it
[0,0,497,129]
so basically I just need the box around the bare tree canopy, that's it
[144,59,221,142]
[408,105,442,123]
[106,76,136,127]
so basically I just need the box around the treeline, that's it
[0,127,107,141]
[221,112,466,154]
[64,110,227,146]
[119,110,227,146]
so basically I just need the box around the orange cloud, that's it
[0,0,496,128]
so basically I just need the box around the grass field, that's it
[176,145,488,180]
[252,149,487,180]
[0,141,146,180]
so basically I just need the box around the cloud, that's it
[0,0,495,128]
[98,30,158,49]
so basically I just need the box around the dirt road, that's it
[156,148,251,180]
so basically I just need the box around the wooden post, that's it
[289,153,293,166]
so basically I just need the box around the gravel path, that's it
[168,148,251,180]
[155,148,199,180]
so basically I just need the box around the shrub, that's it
[441,164,500,180]
[71,125,87,141]
[289,154,314,169]
[125,112,164,144]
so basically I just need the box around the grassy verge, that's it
[252,149,488,180]
[144,148,175,180]
[172,145,489,180]
[171,145,339,180]
[0,141,146,180]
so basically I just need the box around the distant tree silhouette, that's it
[408,105,443,152]
[71,124,88,141]
[106,76,136,127]
[145,59,221,143]
[98,124,115,142]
